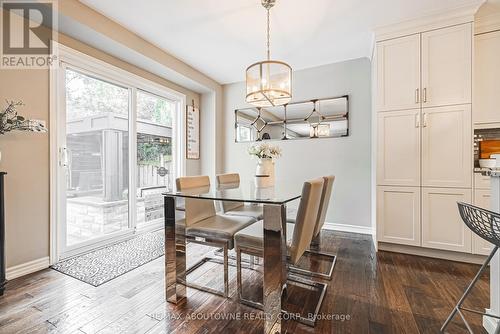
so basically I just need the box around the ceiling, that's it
[79,0,484,84]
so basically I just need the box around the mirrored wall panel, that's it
[235,96,348,142]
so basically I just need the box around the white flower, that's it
[248,143,282,160]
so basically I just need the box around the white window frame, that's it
[50,43,186,262]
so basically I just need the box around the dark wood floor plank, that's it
[0,230,491,334]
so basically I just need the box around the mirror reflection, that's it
[235,96,348,142]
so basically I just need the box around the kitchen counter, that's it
[476,167,500,177]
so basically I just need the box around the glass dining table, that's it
[163,182,301,334]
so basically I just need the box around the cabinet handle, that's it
[423,88,427,103]
[415,113,420,128]
[423,113,428,127]
[415,88,420,104]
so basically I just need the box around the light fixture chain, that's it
[266,8,270,60]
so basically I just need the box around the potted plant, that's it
[248,143,282,187]
[0,100,47,161]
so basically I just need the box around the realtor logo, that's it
[1,0,58,69]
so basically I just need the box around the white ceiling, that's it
[80,0,483,84]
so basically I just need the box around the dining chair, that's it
[288,175,336,280]
[176,175,257,297]
[216,173,264,220]
[234,177,328,326]
[441,202,500,333]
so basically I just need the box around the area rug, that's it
[51,230,165,286]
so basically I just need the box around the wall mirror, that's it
[235,95,348,142]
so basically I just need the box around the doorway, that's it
[51,45,185,260]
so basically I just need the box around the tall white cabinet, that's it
[376,21,474,255]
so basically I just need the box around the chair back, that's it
[289,178,324,265]
[313,175,335,237]
[176,176,215,226]
[457,202,500,247]
[216,173,244,212]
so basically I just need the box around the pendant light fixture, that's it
[246,0,292,107]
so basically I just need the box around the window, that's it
[237,124,254,142]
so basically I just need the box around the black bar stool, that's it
[441,202,500,333]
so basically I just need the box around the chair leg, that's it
[236,246,264,310]
[310,232,321,250]
[289,249,336,280]
[249,255,255,269]
[223,244,229,297]
[441,246,499,333]
[236,246,243,301]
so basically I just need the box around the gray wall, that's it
[222,58,372,229]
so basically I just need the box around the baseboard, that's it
[6,257,50,280]
[323,222,373,235]
[483,309,499,333]
[378,242,486,265]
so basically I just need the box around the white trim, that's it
[323,222,373,235]
[374,3,481,42]
[56,43,186,102]
[49,41,59,265]
[483,309,499,333]
[6,257,50,280]
[378,242,487,264]
[49,43,187,262]
[475,12,500,35]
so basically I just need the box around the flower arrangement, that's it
[0,100,48,135]
[248,143,282,160]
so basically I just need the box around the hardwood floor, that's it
[0,230,490,333]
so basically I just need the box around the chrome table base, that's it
[165,197,288,334]
[165,196,186,304]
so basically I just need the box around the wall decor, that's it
[186,101,200,160]
[235,95,349,142]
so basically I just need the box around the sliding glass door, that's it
[55,50,184,259]
[64,68,131,247]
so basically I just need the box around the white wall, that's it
[222,58,372,229]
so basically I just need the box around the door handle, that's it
[60,147,68,167]
[423,88,427,103]
[423,113,428,127]
[415,113,420,128]
[415,88,420,104]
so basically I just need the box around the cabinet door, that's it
[473,189,493,255]
[377,186,421,246]
[422,187,472,252]
[474,31,500,125]
[422,105,472,188]
[376,34,421,112]
[421,23,472,108]
[377,110,421,186]
[474,173,491,190]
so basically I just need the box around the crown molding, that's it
[374,2,483,42]
[475,12,500,34]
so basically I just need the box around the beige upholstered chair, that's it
[234,178,327,326]
[288,175,336,279]
[176,175,256,297]
[216,173,264,220]
[288,176,335,238]
[312,175,335,240]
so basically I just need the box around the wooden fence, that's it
[138,163,172,189]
